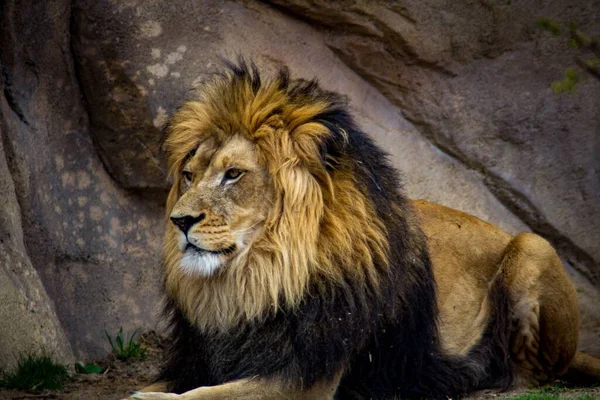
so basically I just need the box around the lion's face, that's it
[169,134,274,276]
[161,63,390,330]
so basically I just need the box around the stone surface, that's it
[0,117,74,371]
[0,0,598,363]
[0,0,164,360]
[269,0,600,284]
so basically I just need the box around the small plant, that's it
[74,361,104,374]
[0,353,69,391]
[551,67,581,94]
[105,327,147,361]
[536,17,600,94]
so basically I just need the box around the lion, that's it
[127,61,600,400]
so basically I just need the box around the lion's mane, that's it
[158,61,513,398]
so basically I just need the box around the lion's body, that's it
[414,200,581,386]
[126,62,599,400]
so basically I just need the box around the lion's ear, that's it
[318,123,350,174]
[320,135,341,172]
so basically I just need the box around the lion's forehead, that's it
[186,135,260,177]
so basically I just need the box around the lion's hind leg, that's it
[501,233,579,387]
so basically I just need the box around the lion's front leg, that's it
[137,381,171,393]
[121,381,173,399]
[127,393,179,400]
[125,373,342,400]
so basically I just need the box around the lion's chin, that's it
[179,250,224,276]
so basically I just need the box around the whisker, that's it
[229,220,263,236]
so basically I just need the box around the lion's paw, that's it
[122,391,181,400]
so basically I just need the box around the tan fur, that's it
[129,373,342,400]
[565,352,600,384]
[162,70,388,333]
[412,199,585,387]
[138,382,171,393]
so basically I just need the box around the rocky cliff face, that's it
[0,0,598,367]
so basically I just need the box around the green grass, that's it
[74,361,104,374]
[105,327,147,361]
[504,383,597,400]
[530,383,571,395]
[0,353,69,391]
[504,396,596,400]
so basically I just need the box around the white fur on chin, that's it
[179,250,222,276]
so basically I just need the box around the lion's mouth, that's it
[185,243,237,256]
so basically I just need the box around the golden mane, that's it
[162,64,389,332]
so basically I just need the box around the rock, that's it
[0,116,74,370]
[0,0,163,359]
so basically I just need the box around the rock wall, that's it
[0,0,164,365]
[0,0,598,366]
[0,117,74,371]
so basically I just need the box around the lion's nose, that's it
[170,213,206,234]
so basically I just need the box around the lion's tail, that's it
[562,351,600,384]
[459,272,515,390]
[415,273,514,398]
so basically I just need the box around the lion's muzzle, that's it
[170,212,206,234]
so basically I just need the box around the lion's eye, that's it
[223,168,244,182]
[182,170,193,185]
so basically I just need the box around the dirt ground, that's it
[0,332,162,400]
[0,332,598,399]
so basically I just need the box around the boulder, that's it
[0,0,164,359]
[0,118,74,371]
